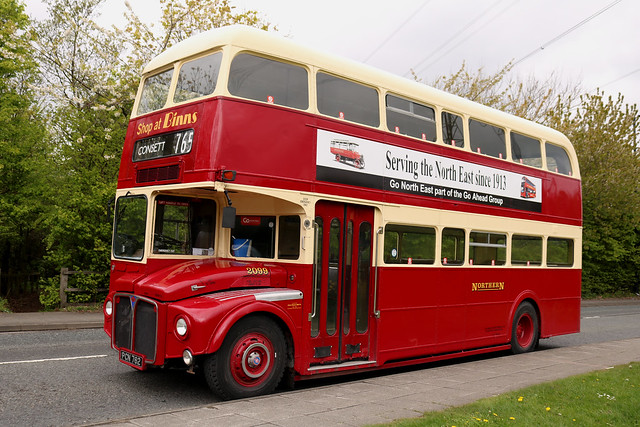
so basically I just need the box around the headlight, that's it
[105,300,113,316]
[176,317,188,337]
[182,349,194,366]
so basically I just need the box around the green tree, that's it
[549,92,640,296]
[111,0,273,117]
[31,0,126,307]
[426,63,640,296]
[427,62,580,124]
[31,0,271,308]
[0,0,47,298]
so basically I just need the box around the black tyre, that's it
[204,316,286,400]
[510,301,539,354]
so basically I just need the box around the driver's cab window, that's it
[231,215,300,259]
[153,196,216,255]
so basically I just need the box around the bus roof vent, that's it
[136,164,180,184]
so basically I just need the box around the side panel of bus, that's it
[375,267,580,363]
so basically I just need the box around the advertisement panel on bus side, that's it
[316,129,542,212]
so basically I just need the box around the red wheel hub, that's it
[229,332,274,387]
[516,313,534,348]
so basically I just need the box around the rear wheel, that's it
[511,301,539,354]
[204,316,286,400]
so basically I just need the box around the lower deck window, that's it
[469,231,506,266]
[232,216,276,258]
[231,215,300,259]
[547,238,574,267]
[384,224,435,264]
[442,228,465,265]
[278,216,301,259]
[512,235,542,266]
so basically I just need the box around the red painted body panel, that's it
[119,98,582,226]
[134,259,288,301]
[107,97,581,380]
[163,289,303,358]
[375,267,580,364]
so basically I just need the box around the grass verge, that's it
[385,362,639,426]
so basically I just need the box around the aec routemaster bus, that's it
[103,25,582,400]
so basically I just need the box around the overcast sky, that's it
[25,0,640,110]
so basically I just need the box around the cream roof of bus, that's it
[142,25,579,177]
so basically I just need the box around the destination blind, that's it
[133,128,194,162]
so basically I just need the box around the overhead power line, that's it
[599,67,640,90]
[512,0,623,67]
[409,0,504,75]
[409,0,522,77]
[363,0,432,63]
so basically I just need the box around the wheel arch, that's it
[508,293,541,338]
[206,302,297,360]
[509,295,541,354]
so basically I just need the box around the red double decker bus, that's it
[521,176,537,198]
[103,26,582,400]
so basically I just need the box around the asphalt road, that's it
[1,303,639,426]
[0,329,217,426]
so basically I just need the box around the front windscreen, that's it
[113,195,147,260]
[153,196,217,256]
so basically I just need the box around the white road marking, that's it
[0,354,108,366]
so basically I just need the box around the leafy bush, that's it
[0,296,11,313]
[39,277,60,310]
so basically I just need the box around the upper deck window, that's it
[386,94,436,141]
[137,69,173,116]
[442,111,464,147]
[174,52,222,103]
[317,72,379,127]
[469,119,505,159]
[229,53,308,109]
[545,142,573,176]
[511,132,542,168]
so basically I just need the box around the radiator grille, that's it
[113,294,157,362]
[136,164,180,183]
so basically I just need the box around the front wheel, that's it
[204,316,286,400]
[510,301,539,354]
